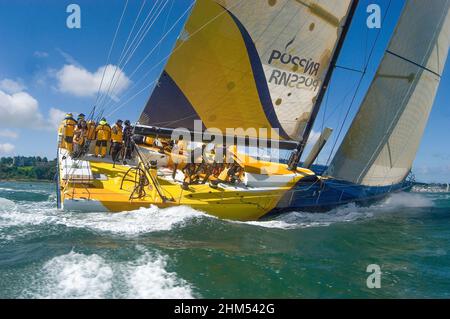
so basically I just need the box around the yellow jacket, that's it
[86,121,96,140]
[95,124,111,141]
[111,124,123,143]
[61,118,77,138]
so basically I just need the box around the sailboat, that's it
[56,0,450,221]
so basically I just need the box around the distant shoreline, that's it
[0,179,54,183]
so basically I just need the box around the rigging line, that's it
[325,0,393,167]
[385,50,441,78]
[96,0,169,114]
[334,65,364,73]
[324,86,355,124]
[90,0,129,119]
[107,0,244,117]
[109,0,162,74]
[95,0,151,117]
[120,0,169,68]
[157,0,175,58]
[111,0,149,78]
[95,0,163,113]
[121,0,162,60]
[97,0,170,114]
[107,79,159,117]
[124,1,196,83]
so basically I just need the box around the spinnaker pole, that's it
[288,0,359,170]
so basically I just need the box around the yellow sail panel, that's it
[166,0,281,139]
[139,0,353,140]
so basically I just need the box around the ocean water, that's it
[0,181,449,299]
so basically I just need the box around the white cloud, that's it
[56,64,131,99]
[0,129,19,139]
[0,89,44,127]
[48,108,67,129]
[34,51,49,58]
[0,78,26,94]
[0,143,15,155]
[0,81,66,131]
[57,49,81,67]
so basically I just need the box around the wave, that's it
[242,192,435,230]
[379,192,434,208]
[0,197,59,229]
[22,248,195,299]
[0,191,437,237]
[0,197,208,237]
[412,185,450,194]
[56,206,207,235]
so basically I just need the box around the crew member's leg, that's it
[101,141,108,158]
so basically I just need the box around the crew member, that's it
[171,136,187,180]
[95,118,111,158]
[60,113,77,153]
[123,120,134,160]
[86,120,96,141]
[77,113,86,124]
[73,120,88,157]
[110,119,124,162]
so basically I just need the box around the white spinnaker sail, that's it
[328,0,450,187]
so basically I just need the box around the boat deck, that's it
[58,147,314,220]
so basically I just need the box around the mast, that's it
[288,0,359,170]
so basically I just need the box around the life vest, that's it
[86,121,96,140]
[73,128,86,145]
[218,168,230,181]
[95,124,111,141]
[111,124,123,143]
[62,118,77,138]
[143,136,154,146]
[177,140,186,154]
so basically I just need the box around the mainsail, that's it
[139,0,353,142]
[328,0,450,186]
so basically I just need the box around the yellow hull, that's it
[58,149,315,221]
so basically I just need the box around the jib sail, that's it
[328,0,450,186]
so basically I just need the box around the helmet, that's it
[78,113,86,119]
[117,119,123,124]
[99,118,107,125]
[124,120,131,126]
[65,113,73,118]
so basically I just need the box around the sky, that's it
[0,0,449,183]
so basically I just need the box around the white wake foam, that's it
[57,206,207,235]
[32,252,114,299]
[24,249,195,299]
[378,192,434,208]
[123,249,194,299]
[243,192,435,230]
[0,198,58,230]
[0,196,207,237]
